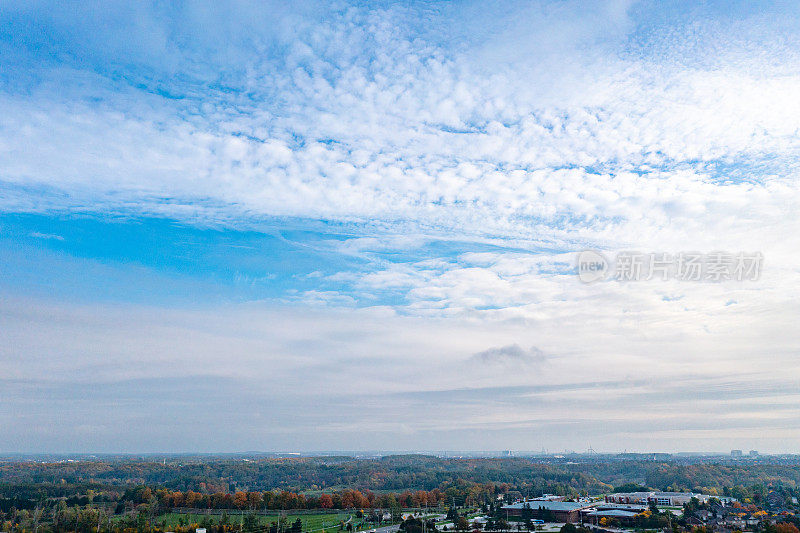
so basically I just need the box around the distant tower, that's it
[731,449,743,458]
[749,450,759,457]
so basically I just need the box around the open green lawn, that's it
[152,512,388,533]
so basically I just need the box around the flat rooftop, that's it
[584,510,640,518]
[503,501,595,511]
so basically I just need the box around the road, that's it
[371,524,401,533]
[367,512,446,533]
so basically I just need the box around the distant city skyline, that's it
[2,0,800,453]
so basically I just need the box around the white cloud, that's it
[2,290,799,451]
[2,1,800,254]
[29,231,64,240]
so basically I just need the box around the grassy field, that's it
[154,512,380,533]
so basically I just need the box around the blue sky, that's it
[1,0,800,453]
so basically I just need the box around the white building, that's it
[606,492,712,506]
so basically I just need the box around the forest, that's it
[3,454,800,510]
[3,454,800,533]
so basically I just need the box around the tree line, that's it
[157,487,446,510]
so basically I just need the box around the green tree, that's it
[243,513,260,531]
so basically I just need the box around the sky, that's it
[1,0,800,454]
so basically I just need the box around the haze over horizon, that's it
[2,0,800,453]
[0,449,782,458]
